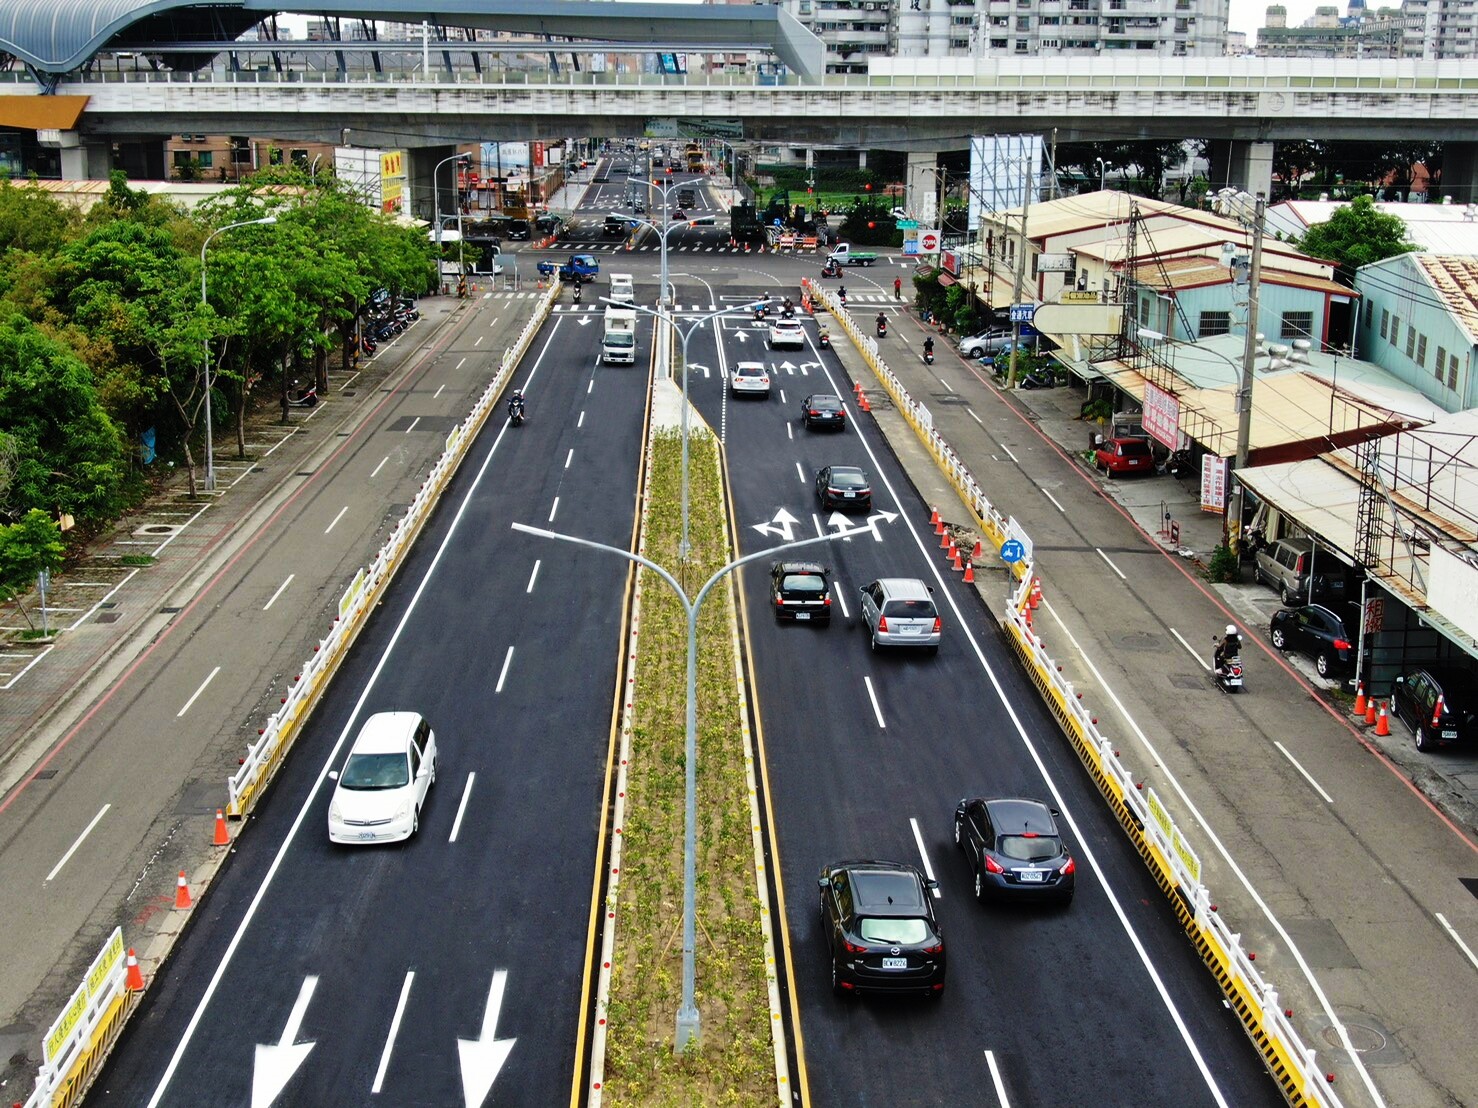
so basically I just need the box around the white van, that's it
[610,273,635,305]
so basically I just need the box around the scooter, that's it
[1019,367,1057,390]
[820,261,841,279]
[876,317,888,339]
[923,347,934,366]
[508,398,526,426]
[818,329,831,350]
[754,302,769,321]
[1212,635,1244,693]
[1162,448,1193,478]
[286,382,319,408]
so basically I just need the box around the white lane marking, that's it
[263,574,295,611]
[495,647,514,693]
[324,506,349,535]
[1043,490,1066,514]
[372,971,415,1093]
[369,455,390,479]
[938,377,955,393]
[456,357,467,370]
[1435,913,1478,972]
[831,585,849,619]
[779,390,787,404]
[863,676,886,728]
[966,407,984,426]
[46,803,111,882]
[1169,627,1209,670]
[984,1051,1011,1107]
[577,411,586,428]
[795,461,806,484]
[475,335,483,346]
[450,773,476,844]
[526,561,541,593]
[176,666,221,718]
[787,424,793,441]
[909,817,941,898]
[405,417,421,434]
[1096,548,1127,580]
[1000,444,1020,464]
[434,384,445,399]
[1273,742,1335,804]
[548,497,560,523]
[587,380,594,394]
[565,448,574,470]
[1040,598,1383,1104]
[809,357,1233,1106]
[139,240,572,1108]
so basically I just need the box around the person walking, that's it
[893,276,902,301]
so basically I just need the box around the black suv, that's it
[1268,604,1355,678]
[954,797,1075,905]
[603,215,628,238]
[769,562,832,624]
[818,860,945,998]
[1391,665,1477,751]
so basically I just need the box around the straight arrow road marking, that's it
[458,970,517,1108]
[252,976,318,1108]
[752,507,800,542]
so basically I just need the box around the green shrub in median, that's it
[602,429,774,1107]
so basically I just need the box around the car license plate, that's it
[881,957,907,970]
[1442,729,1457,739]
[360,831,378,841]
[795,612,810,620]
[844,491,854,498]
[1018,869,1045,883]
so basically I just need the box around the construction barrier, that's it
[799,236,819,251]
[807,275,1345,1108]
[226,281,561,819]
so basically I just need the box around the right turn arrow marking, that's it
[251,976,318,1108]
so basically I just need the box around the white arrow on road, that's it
[687,362,712,379]
[778,359,797,373]
[577,315,593,326]
[826,509,898,543]
[734,330,749,343]
[458,970,517,1108]
[752,507,800,542]
[252,976,318,1108]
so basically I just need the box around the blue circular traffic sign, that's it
[1000,540,1025,564]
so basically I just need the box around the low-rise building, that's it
[1354,252,1478,413]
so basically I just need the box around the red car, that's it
[1095,437,1154,477]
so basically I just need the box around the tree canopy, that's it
[1298,195,1417,282]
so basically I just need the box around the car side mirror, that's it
[328,770,339,781]
[817,876,829,889]
[1394,676,1405,686]
[924,879,939,890]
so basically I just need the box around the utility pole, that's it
[1230,193,1267,552]
[1005,155,1033,389]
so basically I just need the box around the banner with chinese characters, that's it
[1200,455,1228,514]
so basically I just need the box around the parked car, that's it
[1254,535,1347,606]
[815,465,871,512]
[818,860,945,998]
[1094,436,1155,477]
[1269,604,1354,678]
[327,712,437,844]
[858,578,940,654]
[1391,665,1478,751]
[769,561,832,624]
[800,393,847,431]
[729,361,770,398]
[953,797,1075,905]
[769,318,806,350]
[958,329,1014,358]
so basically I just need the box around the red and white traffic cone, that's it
[1375,701,1391,737]
[125,948,145,991]
[174,870,192,911]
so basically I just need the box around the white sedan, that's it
[768,319,806,350]
[730,361,771,398]
[328,711,438,843]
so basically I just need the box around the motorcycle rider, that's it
[876,312,887,336]
[838,285,847,307]
[508,389,526,421]
[923,336,935,362]
[1214,624,1242,676]
[573,281,582,303]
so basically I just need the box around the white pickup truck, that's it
[827,243,880,267]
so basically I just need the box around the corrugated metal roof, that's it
[1415,254,1478,345]
[1129,257,1352,297]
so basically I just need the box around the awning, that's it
[0,95,88,130]
[937,273,957,287]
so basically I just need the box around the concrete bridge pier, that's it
[409,145,461,226]
[57,136,114,181]
[1440,142,1478,203]
[1207,139,1274,200]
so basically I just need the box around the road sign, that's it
[1000,539,1025,564]
[1009,304,1035,324]
[919,229,941,252]
[898,219,918,230]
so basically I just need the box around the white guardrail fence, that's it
[805,279,1345,1108]
[17,285,559,1108]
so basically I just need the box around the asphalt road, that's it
[673,289,1281,1107]
[92,314,648,1106]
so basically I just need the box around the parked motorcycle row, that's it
[356,297,420,357]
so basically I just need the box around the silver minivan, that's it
[1254,535,1345,605]
[859,578,941,654]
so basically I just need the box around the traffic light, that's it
[867,221,876,229]
[864,182,873,192]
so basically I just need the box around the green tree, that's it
[0,509,66,632]
[0,313,127,523]
[1298,195,1417,283]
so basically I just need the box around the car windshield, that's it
[882,599,936,618]
[999,833,1062,862]
[858,917,931,945]
[829,471,867,489]
[339,752,410,790]
[782,573,827,594]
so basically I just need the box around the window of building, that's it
[1280,311,1313,340]
[198,151,213,169]
[1435,346,1447,380]
[1405,327,1417,358]
[172,151,193,168]
[1362,300,1373,327]
[1390,316,1400,347]
[991,37,1008,46]
[1017,16,1031,29]
[950,36,972,46]
[1015,38,1029,50]
[1416,334,1427,366]
[1448,353,1459,389]
[1199,311,1231,337]
[230,137,252,164]
[1379,307,1388,338]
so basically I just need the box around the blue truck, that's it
[536,254,600,283]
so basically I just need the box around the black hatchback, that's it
[818,860,945,999]
[769,562,832,624]
[800,394,846,431]
[954,797,1075,905]
[1392,665,1478,751]
[1269,604,1354,678]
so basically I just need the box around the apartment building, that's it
[1401,0,1478,58]
[1256,2,1408,57]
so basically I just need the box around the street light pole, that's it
[511,519,860,1051]
[432,151,469,288]
[200,214,277,492]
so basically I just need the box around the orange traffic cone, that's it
[125,948,145,991]
[952,548,964,571]
[1024,606,1033,629]
[962,561,975,583]
[1364,696,1377,725]
[213,809,229,847]
[1030,578,1043,609]
[1353,682,1367,717]
[940,529,951,550]
[1375,701,1391,737]
[930,506,941,527]
[935,515,946,536]
[174,870,192,911]
[853,381,863,396]
[860,393,871,412]
[972,539,983,560]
